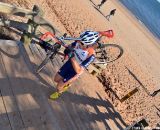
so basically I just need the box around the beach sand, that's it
[2,0,160,128]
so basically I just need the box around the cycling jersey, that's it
[58,41,96,83]
[71,42,95,68]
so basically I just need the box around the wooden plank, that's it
[18,41,62,130]
[0,40,48,130]
[0,44,25,130]
[120,88,139,102]
[29,41,62,80]
[25,43,85,130]
[26,43,93,130]
[87,64,101,76]
[24,43,56,86]
[61,96,92,130]
[0,90,12,130]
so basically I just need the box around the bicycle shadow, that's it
[62,90,127,130]
[19,41,57,87]
[0,40,127,129]
[0,77,127,130]
[0,40,21,59]
[0,39,58,90]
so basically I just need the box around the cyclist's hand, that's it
[64,47,75,58]
[68,51,75,58]
[64,47,73,55]
[97,43,105,48]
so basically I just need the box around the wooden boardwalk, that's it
[0,40,127,130]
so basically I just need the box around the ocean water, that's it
[119,0,160,39]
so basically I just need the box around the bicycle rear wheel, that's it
[95,44,123,63]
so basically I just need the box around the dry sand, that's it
[2,0,160,128]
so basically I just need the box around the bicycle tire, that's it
[95,44,123,63]
[34,23,56,37]
[36,51,56,73]
[36,54,50,73]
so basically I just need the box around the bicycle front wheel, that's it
[36,52,56,73]
[95,44,123,63]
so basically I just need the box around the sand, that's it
[1,0,160,128]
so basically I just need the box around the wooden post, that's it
[120,88,138,103]
[124,118,149,130]
[88,63,107,76]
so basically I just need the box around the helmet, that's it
[80,30,100,45]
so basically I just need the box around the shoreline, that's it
[111,0,160,49]
[92,0,160,127]
[108,0,160,90]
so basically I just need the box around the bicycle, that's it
[34,30,123,73]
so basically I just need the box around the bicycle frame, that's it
[35,30,118,73]
[39,32,81,48]
[38,29,114,48]
[35,32,82,73]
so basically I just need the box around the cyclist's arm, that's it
[81,54,95,68]
[70,57,82,74]
[70,55,95,73]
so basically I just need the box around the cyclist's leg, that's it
[56,80,71,92]
[50,60,77,99]
[56,68,83,93]
[50,77,74,100]
[50,62,84,100]
[57,73,79,89]
[54,73,67,93]
[50,76,74,100]
[54,73,63,83]
[54,60,75,84]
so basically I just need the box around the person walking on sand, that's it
[97,0,107,9]
[151,88,160,96]
[106,9,116,21]
[48,30,114,100]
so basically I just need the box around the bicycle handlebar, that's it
[99,30,114,38]
[38,29,114,48]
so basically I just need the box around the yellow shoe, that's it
[50,92,61,100]
[62,84,70,92]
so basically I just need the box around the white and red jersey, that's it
[71,42,95,68]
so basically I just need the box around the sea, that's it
[119,0,160,39]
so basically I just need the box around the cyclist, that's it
[49,30,114,100]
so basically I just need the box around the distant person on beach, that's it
[151,88,160,96]
[97,0,107,9]
[106,9,116,21]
